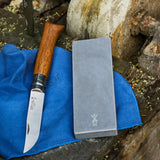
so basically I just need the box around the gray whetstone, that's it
[72,37,117,139]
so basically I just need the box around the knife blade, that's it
[24,22,64,153]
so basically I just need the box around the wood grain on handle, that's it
[33,23,64,77]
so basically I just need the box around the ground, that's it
[0,1,160,160]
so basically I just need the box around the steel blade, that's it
[23,90,45,153]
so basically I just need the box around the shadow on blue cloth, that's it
[0,44,142,159]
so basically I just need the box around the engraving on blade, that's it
[23,90,45,153]
[27,124,30,134]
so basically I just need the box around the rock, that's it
[108,110,160,160]
[41,2,69,24]
[101,70,160,160]
[0,8,70,50]
[112,57,131,77]
[139,24,160,79]
[67,0,131,39]
[0,8,42,49]
[0,0,11,7]
[23,0,34,36]
[9,0,22,8]
[66,0,160,60]
[0,138,116,160]
[131,15,159,37]
[34,0,65,14]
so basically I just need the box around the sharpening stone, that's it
[72,37,117,139]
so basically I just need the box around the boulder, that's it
[9,0,22,8]
[67,0,131,39]
[34,0,65,14]
[107,110,160,160]
[0,0,11,8]
[139,24,160,79]
[67,0,160,60]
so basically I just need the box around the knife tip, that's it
[23,145,30,153]
[23,134,39,153]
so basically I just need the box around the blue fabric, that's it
[0,44,142,159]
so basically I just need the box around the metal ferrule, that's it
[32,74,47,92]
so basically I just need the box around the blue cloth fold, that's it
[0,44,142,159]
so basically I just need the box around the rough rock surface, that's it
[67,0,132,39]
[34,0,65,14]
[9,0,22,8]
[0,8,69,49]
[9,138,116,160]
[0,9,42,49]
[0,0,11,7]
[139,24,160,79]
[104,110,160,160]
[67,0,160,60]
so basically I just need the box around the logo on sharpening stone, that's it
[91,114,98,127]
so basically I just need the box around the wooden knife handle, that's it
[33,22,64,77]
